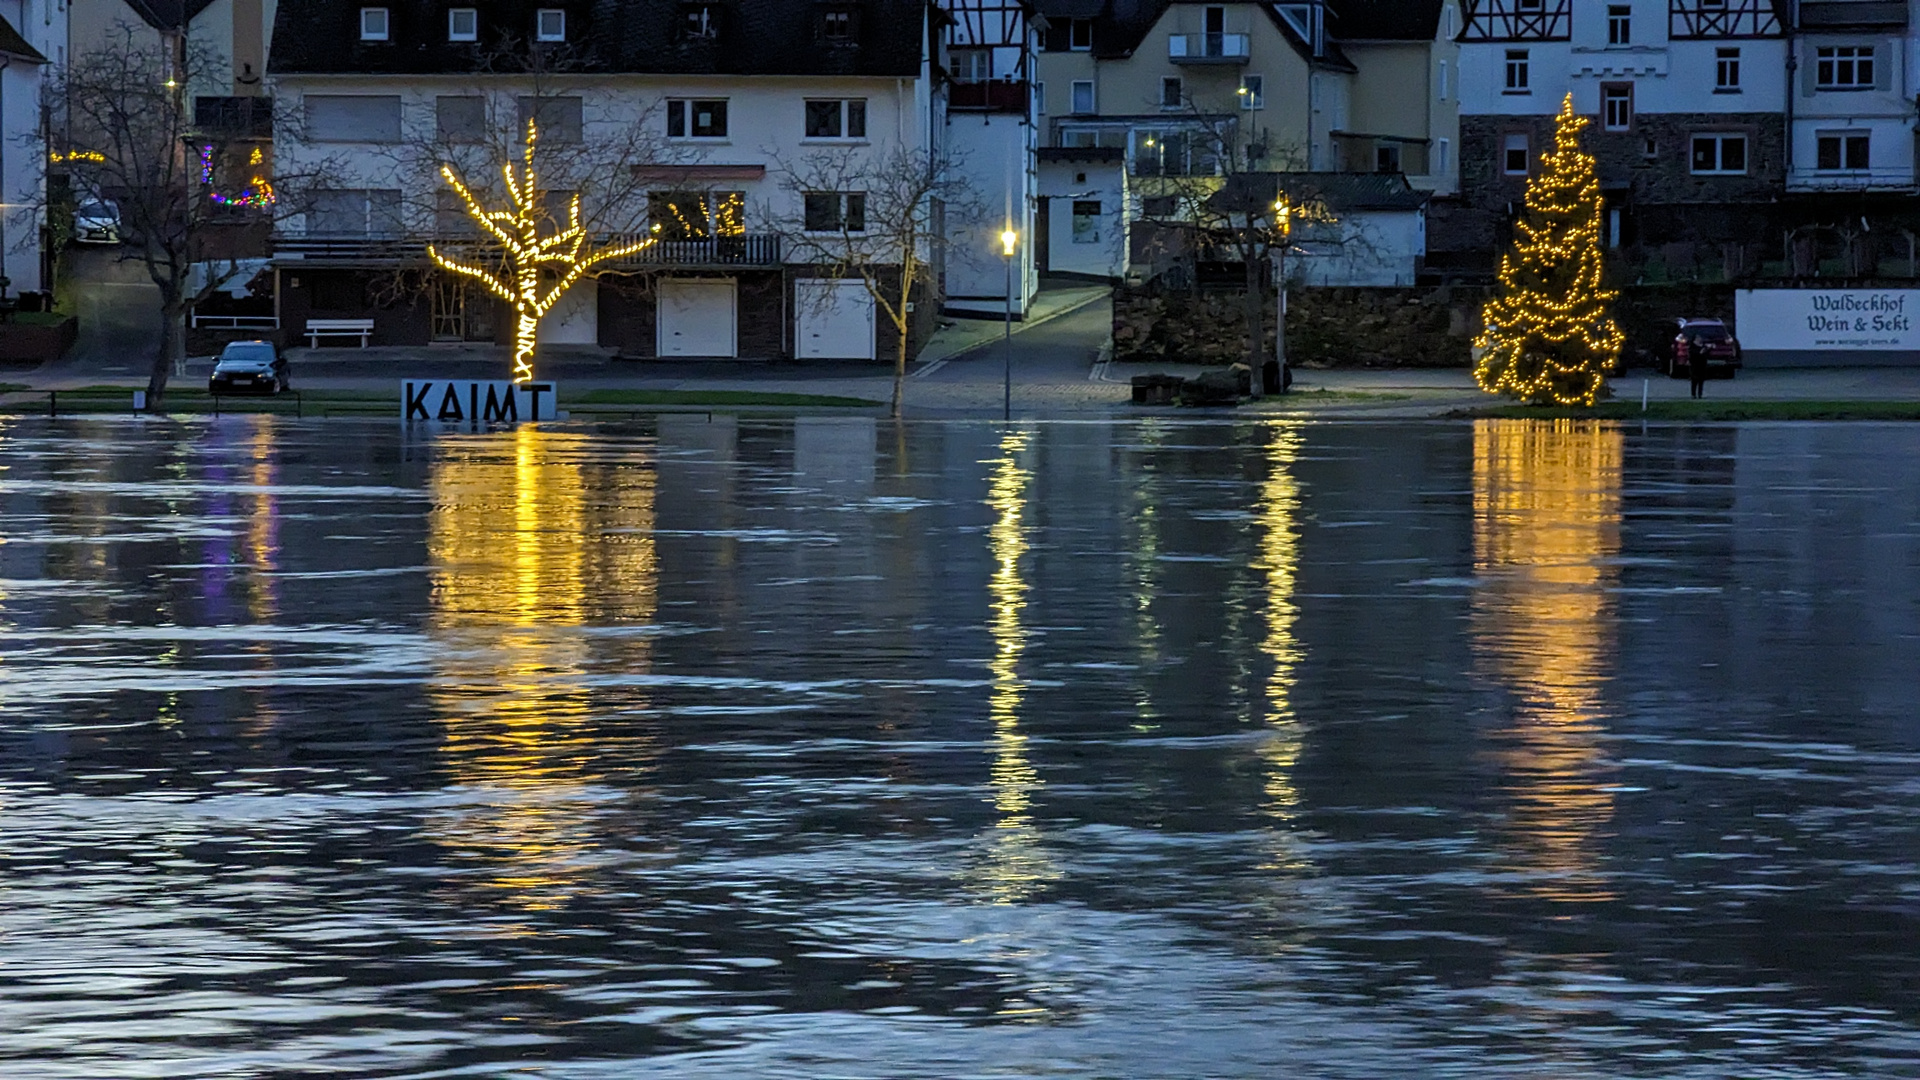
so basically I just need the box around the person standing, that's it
[1686,334,1706,399]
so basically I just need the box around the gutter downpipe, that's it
[1784,1,1796,178]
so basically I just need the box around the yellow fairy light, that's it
[428,120,656,385]
[1473,94,1624,408]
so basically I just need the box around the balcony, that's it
[1798,1,1906,29]
[949,79,1031,113]
[272,232,784,267]
[1786,167,1916,192]
[1168,33,1249,64]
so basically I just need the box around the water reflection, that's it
[975,427,1057,904]
[425,427,658,913]
[1255,425,1305,817]
[1471,419,1623,905]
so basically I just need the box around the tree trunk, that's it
[513,311,538,384]
[147,293,186,411]
[1243,249,1265,398]
[891,316,907,420]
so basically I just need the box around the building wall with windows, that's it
[1789,9,1912,192]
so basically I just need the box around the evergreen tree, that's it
[1474,95,1624,407]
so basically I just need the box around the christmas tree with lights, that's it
[1474,95,1623,407]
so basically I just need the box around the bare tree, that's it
[774,146,975,418]
[46,29,335,408]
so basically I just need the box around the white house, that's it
[1789,0,1911,192]
[942,0,1039,315]
[0,5,57,298]
[268,0,953,362]
[1037,145,1127,278]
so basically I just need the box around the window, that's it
[1505,49,1529,92]
[1070,80,1095,113]
[1436,137,1449,174]
[821,8,855,42]
[1716,47,1740,90]
[1376,144,1401,173]
[306,95,401,142]
[310,189,403,235]
[536,8,565,41]
[805,99,867,139]
[1602,83,1632,131]
[1690,133,1747,174]
[1504,132,1529,175]
[1239,74,1263,109]
[682,4,719,39]
[804,192,866,232]
[359,7,388,40]
[667,98,728,138]
[1607,5,1630,45]
[447,7,477,40]
[1071,200,1101,243]
[1643,135,1658,159]
[1161,77,1182,108]
[1816,130,1870,171]
[1035,82,1045,114]
[436,95,485,142]
[1816,45,1874,89]
[517,96,583,143]
[1517,0,1542,9]
[1070,17,1093,49]
[1141,195,1178,217]
[650,191,744,239]
[1437,59,1448,101]
[950,48,990,81]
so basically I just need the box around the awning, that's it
[188,258,270,298]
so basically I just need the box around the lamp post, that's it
[1001,226,1018,421]
[1272,194,1291,394]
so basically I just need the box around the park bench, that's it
[304,318,374,348]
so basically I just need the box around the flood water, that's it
[2,415,1918,1078]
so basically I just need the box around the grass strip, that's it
[1453,400,1920,421]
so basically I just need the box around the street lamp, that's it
[1271,194,1292,395]
[1001,226,1018,421]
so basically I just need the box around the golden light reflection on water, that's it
[1471,419,1624,905]
[974,428,1059,904]
[1255,424,1306,823]
[241,418,282,735]
[1127,420,1166,727]
[427,427,658,915]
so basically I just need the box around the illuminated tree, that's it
[429,119,654,384]
[1474,95,1624,407]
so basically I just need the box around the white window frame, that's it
[1034,81,1045,115]
[1504,49,1529,93]
[447,7,477,41]
[359,6,389,40]
[1602,83,1632,131]
[1240,74,1263,109]
[536,8,566,42]
[803,98,868,141]
[1503,133,1530,175]
[1815,45,1874,90]
[1070,79,1095,114]
[1437,59,1448,101]
[1715,47,1740,91]
[1607,5,1631,46]
[1069,18,1093,50]
[1815,129,1870,171]
[667,98,729,140]
[1436,137,1449,175]
[1689,133,1747,175]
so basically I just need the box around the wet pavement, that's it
[1,415,1917,1077]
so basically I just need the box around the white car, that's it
[73,200,121,245]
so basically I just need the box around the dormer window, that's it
[682,4,719,39]
[821,8,855,44]
[448,7,477,41]
[360,7,389,40]
[536,8,566,41]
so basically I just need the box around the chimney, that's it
[233,0,265,95]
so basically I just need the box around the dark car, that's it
[208,340,291,395]
[1668,318,1742,379]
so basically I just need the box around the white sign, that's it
[402,380,558,423]
[1735,289,1920,352]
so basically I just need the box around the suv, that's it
[208,340,291,395]
[1668,318,1742,379]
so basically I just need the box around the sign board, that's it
[1734,289,1920,365]
[402,380,558,423]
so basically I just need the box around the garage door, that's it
[795,279,876,361]
[658,278,737,358]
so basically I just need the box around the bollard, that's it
[48,390,55,418]
[1642,378,1649,413]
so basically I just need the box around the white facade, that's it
[0,1,63,297]
[1790,16,1913,191]
[1290,207,1424,286]
[941,0,1038,316]
[1037,151,1126,278]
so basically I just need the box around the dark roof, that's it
[1798,0,1906,29]
[1206,171,1429,215]
[1036,0,1354,70]
[0,13,46,62]
[1325,0,1441,41]
[271,0,933,77]
[123,0,220,30]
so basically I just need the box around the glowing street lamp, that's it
[1001,227,1018,420]
[1271,193,1292,395]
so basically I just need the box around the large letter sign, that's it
[402,380,559,423]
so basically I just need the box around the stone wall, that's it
[1111,289,1274,367]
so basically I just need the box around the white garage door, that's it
[795,279,876,360]
[658,278,737,357]
[537,279,598,344]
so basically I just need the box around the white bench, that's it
[304,318,374,348]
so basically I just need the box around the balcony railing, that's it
[1168,33,1249,63]
[1787,168,1917,192]
[273,232,784,266]
[949,79,1031,113]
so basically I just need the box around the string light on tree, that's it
[1473,94,1624,408]
[429,119,655,384]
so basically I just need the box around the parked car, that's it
[208,340,292,395]
[72,200,121,245]
[1668,318,1742,379]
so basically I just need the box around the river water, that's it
[1,416,1917,1078]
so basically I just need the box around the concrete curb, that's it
[912,288,1111,375]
